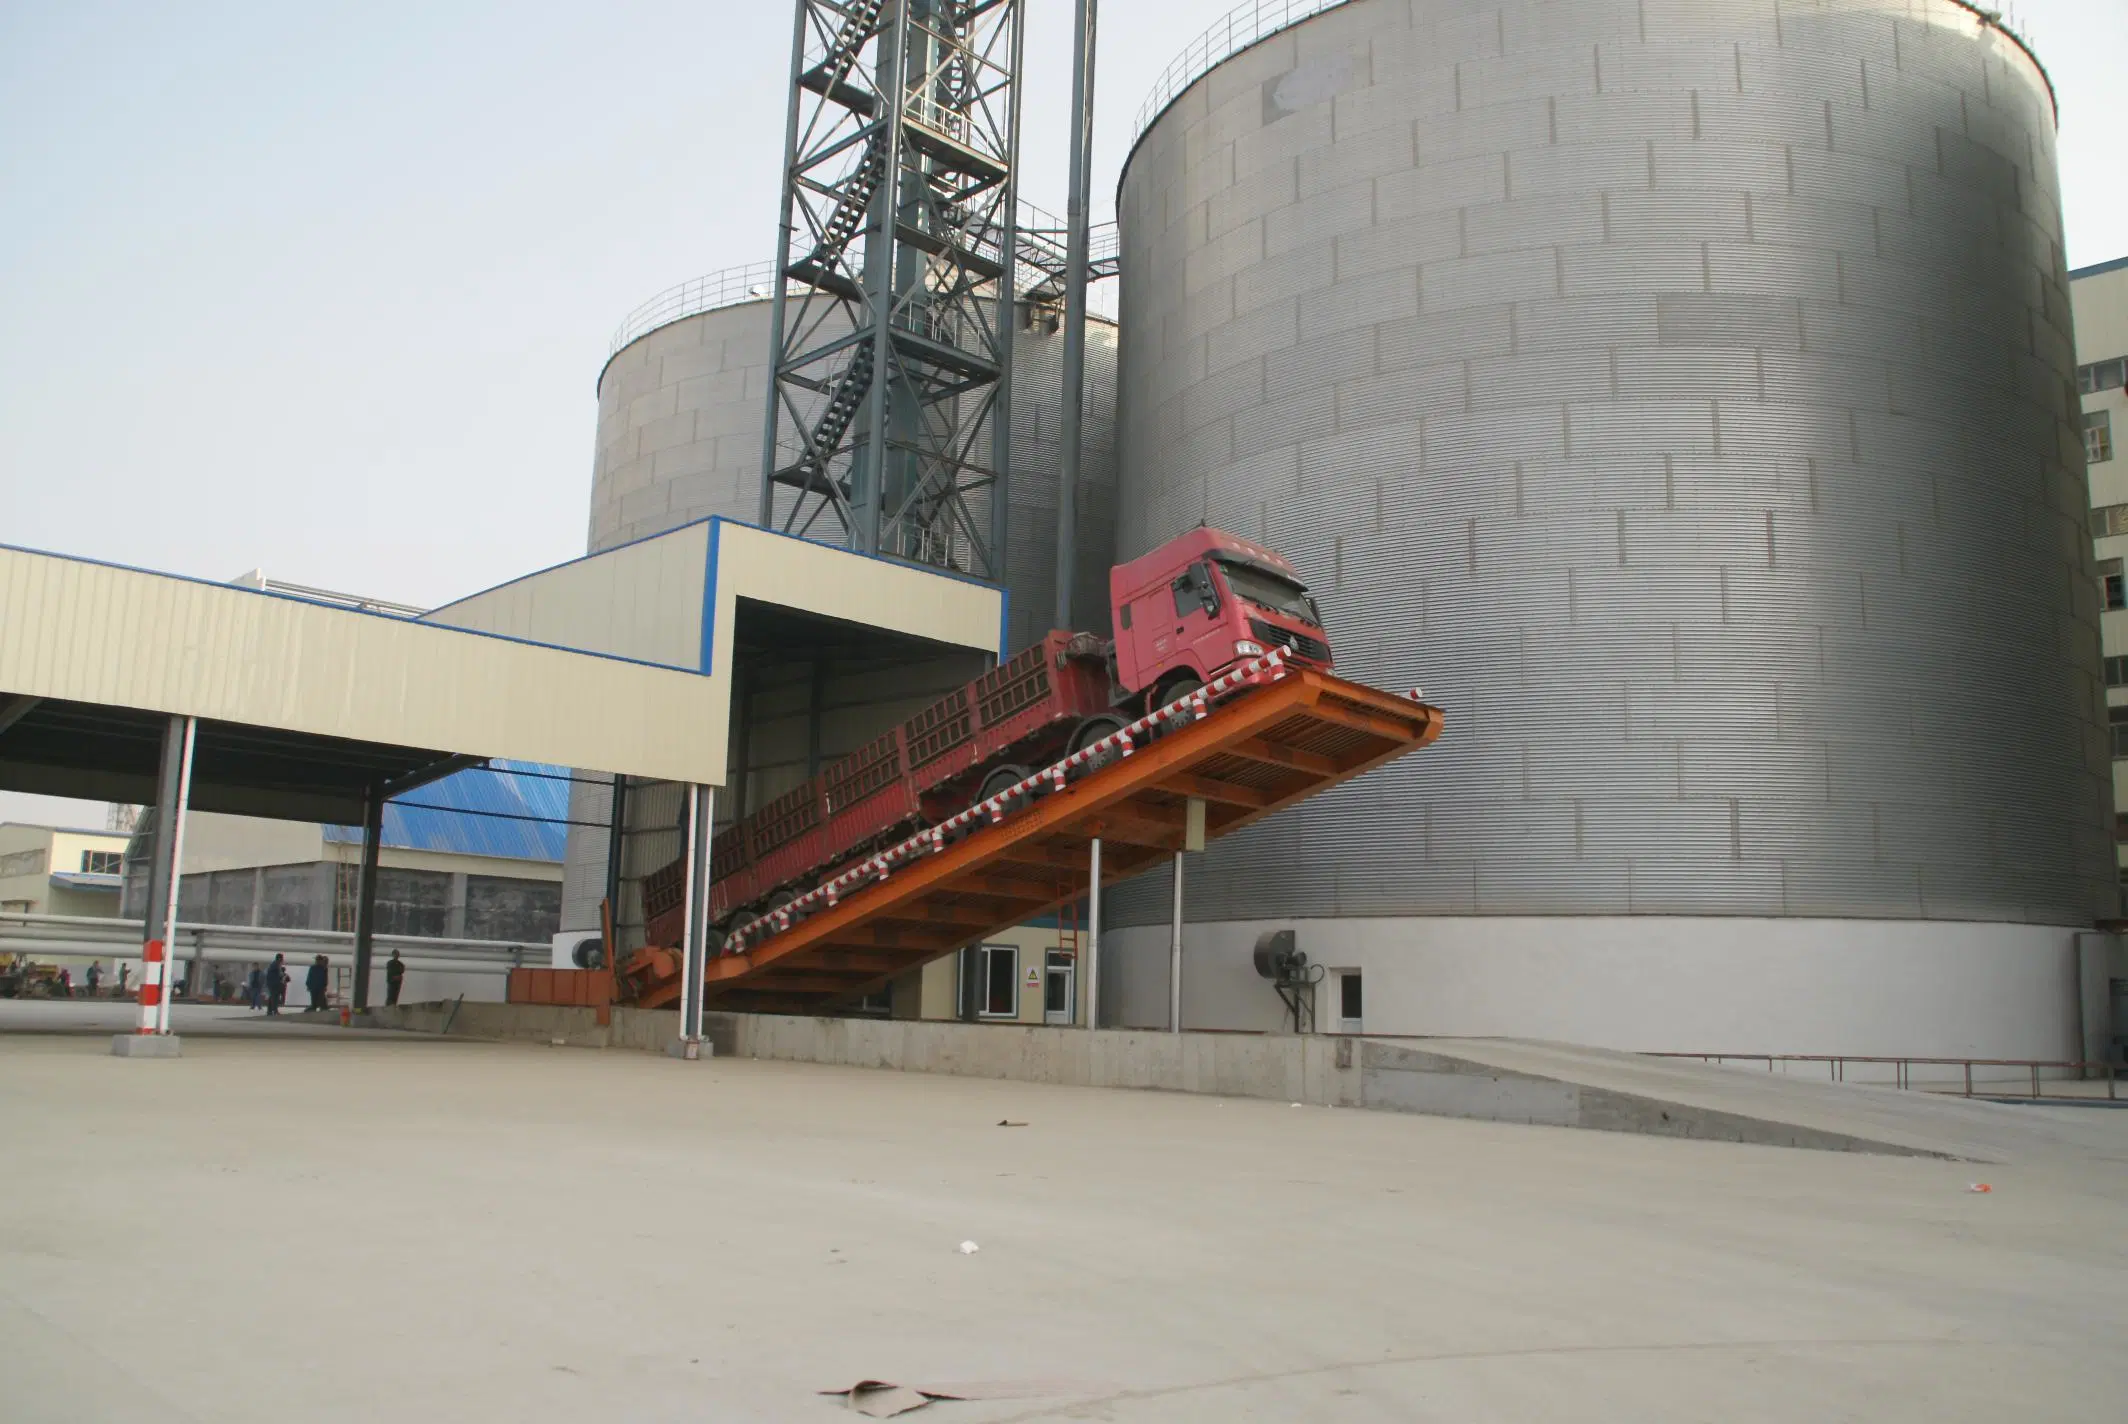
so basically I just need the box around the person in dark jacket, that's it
[385,950,405,1007]
[246,966,263,1011]
[266,954,288,1015]
[305,954,328,1012]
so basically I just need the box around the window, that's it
[2104,559,2126,612]
[2078,357,2127,395]
[1339,971,1363,1023]
[1215,558,1320,625]
[978,943,1018,1018]
[1171,563,1218,618]
[0,848,47,879]
[2110,706,2128,759]
[2087,410,2115,465]
[465,875,561,944]
[0,899,31,914]
[2092,504,2128,538]
[2107,656,2128,688]
[79,850,122,875]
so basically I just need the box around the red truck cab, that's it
[1109,528,1333,710]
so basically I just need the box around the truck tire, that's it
[976,764,1034,814]
[1068,715,1130,776]
[722,910,760,955]
[1153,673,1205,731]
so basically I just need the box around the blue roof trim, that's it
[50,871,121,891]
[0,540,708,679]
[323,760,570,863]
[2071,255,2128,281]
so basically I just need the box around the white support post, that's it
[1169,851,1184,1035]
[669,784,716,1061]
[1086,836,1102,1031]
[115,715,195,1057]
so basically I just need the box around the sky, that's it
[2,0,2124,827]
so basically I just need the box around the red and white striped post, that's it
[114,714,195,1057]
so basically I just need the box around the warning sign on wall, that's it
[1024,966,1041,988]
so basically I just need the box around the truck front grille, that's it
[1250,618,1331,665]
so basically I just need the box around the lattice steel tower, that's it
[759,0,1024,578]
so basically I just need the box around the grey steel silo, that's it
[1110,0,2105,1042]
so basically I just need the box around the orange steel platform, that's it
[627,669,1442,1013]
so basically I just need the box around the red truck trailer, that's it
[638,526,1333,949]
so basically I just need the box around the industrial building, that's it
[1097,0,2106,1060]
[0,821,130,918]
[2076,256,2128,896]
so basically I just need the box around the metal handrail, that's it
[1133,0,1349,142]
[1650,1052,2120,1101]
[1125,0,2051,145]
[608,205,1124,362]
[607,260,781,358]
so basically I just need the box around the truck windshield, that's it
[1215,559,1317,625]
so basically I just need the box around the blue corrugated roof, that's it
[323,760,571,863]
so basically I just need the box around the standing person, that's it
[245,965,263,1011]
[305,954,328,1013]
[85,962,102,997]
[57,967,72,998]
[266,953,288,1016]
[118,963,130,996]
[385,950,405,1007]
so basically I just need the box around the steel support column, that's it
[1053,0,1098,627]
[670,784,716,1059]
[1168,851,1184,1034]
[1085,834,1101,1030]
[603,772,629,957]
[349,781,385,1012]
[116,715,195,1054]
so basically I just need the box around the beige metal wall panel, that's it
[2074,264,2128,365]
[0,547,725,786]
[421,523,709,670]
[706,522,1004,678]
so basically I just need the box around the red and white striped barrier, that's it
[134,939,167,1034]
[721,649,1297,954]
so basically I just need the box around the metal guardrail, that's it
[1651,1052,2121,1101]
[1133,0,1349,141]
[609,206,1125,362]
[607,260,781,358]
[1126,0,2048,143]
[0,913,537,978]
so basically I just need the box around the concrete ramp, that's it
[1365,1039,2128,1164]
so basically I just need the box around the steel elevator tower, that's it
[759,0,1025,579]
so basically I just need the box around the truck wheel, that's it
[722,910,760,955]
[1154,674,1205,731]
[976,764,1034,815]
[1068,715,1130,777]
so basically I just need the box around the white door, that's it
[1043,950,1075,1026]
[1334,969,1363,1034]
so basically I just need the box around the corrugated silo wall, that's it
[558,299,1121,932]
[1106,0,2109,1049]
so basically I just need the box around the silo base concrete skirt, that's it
[110,1034,182,1058]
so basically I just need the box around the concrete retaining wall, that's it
[368,1004,1947,1154]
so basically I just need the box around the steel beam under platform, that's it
[628,671,1442,1013]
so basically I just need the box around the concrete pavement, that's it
[3,1026,2125,1421]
